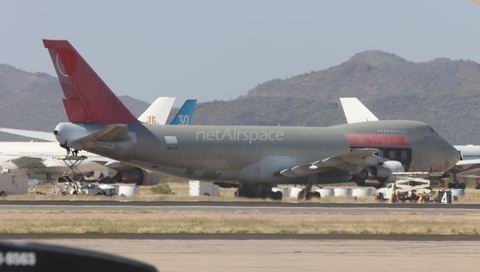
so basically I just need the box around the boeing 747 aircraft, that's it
[46,40,459,199]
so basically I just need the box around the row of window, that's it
[377,129,407,134]
[377,150,409,161]
[0,151,89,155]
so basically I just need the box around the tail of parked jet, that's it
[339,97,379,124]
[171,99,197,125]
[138,97,176,125]
[43,39,140,124]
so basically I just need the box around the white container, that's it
[189,180,220,196]
[451,189,465,197]
[98,184,118,196]
[290,187,304,198]
[271,187,288,199]
[118,185,140,196]
[334,188,352,197]
[315,188,335,197]
[0,174,28,195]
[352,188,373,197]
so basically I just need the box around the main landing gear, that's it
[233,183,283,200]
[295,179,323,200]
[447,169,467,189]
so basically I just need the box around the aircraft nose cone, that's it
[445,142,461,171]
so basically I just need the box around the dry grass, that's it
[0,210,479,235]
[4,183,480,204]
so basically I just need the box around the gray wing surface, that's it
[280,148,383,178]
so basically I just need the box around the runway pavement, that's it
[1,200,480,214]
[2,233,480,241]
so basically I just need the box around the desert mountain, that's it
[2,50,480,144]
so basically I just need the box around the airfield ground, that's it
[2,182,480,271]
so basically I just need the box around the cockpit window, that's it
[429,126,435,133]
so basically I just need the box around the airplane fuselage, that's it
[56,120,459,184]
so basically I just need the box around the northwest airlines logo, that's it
[56,54,69,77]
[196,128,284,144]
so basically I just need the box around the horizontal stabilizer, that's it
[77,124,130,143]
[0,127,56,142]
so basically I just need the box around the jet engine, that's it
[112,168,161,186]
[359,161,404,183]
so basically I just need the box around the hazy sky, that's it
[1,0,479,106]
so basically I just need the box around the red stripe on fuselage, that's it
[345,134,411,148]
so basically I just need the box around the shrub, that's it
[150,184,172,195]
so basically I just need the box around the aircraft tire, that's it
[297,191,305,200]
[305,191,313,200]
[448,182,453,188]
[259,190,268,199]
[272,191,282,200]
[454,183,460,189]
[376,193,384,201]
[460,183,467,189]
[313,192,321,198]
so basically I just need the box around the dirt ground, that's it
[19,239,480,272]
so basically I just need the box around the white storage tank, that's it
[315,188,335,197]
[118,185,140,196]
[290,187,304,198]
[334,188,352,197]
[352,188,373,197]
[189,180,220,196]
[0,174,28,196]
[98,184,119,196]
[451,189,465,197]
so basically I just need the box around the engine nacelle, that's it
[359,161,404,183]
[112,168,161,186]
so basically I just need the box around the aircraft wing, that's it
[451,159,480,177]
[280,148,384,178]
[0,156,45,169]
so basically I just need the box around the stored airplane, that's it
[340,97,478,189]
[0,98,197,185]
[48,39,459,199]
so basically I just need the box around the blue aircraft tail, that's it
[171,100,197,125]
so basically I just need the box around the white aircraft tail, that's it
[138,97,176,125]
[339,97,379,124]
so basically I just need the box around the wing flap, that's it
[281,148,382,178]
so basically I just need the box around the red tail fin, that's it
[43,39,140,124]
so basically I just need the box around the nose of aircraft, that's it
[441,138,460,171]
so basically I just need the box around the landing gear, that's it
[296,180,321,200]
[233,183,282,200]
[448,169,467,189]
